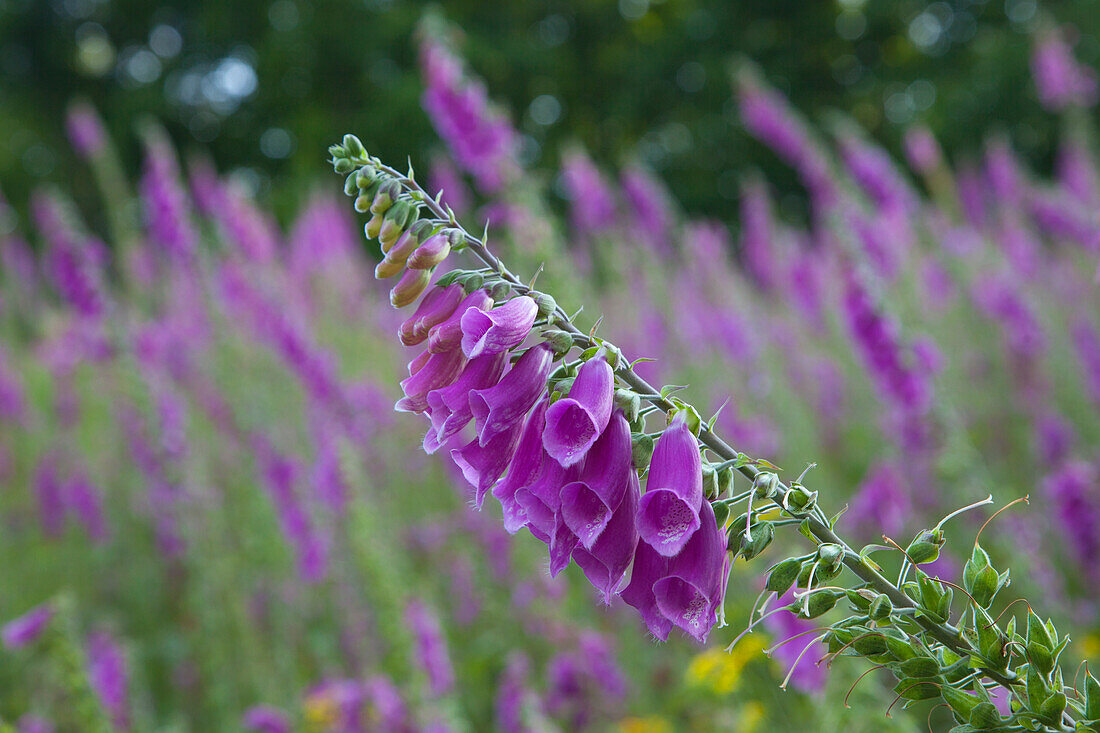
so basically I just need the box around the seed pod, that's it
[783,484,817,516]
[765,558,802,596]
[851,633,888,656]
[1028,642,1054,676]
[963,544,991,593]
[740,521,774,560]
[1026,611,1053,650]
[389,267,432,308]
[869,594,892,621]
[799,589,844,619]
[906,540,940,565]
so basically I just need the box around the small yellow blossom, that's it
[739,701,766,733]
[617,715,673,733]
[303,692,340,731]
[685,637,767,695]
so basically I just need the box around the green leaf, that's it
[899,657,941,678]
[1085,669,1100,720]
[893,678,942,700]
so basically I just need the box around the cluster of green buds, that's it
[329,138,1095,732]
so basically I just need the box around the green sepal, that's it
[893,678,942,700]
[898,657,940,678]
[1085,669,1100,720]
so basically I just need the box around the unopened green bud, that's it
[740,521,774,560]
[371,179,399,214]
[906,541,940,565]
[869,594,893,621]
[532,292,557,321]
[334,157,354,174]
[542,328,574,357]
[354,193,373,213]
[356,166,378,190]
[799,589,843,619]
[631,433,654,470]
[344,171,359,196]
[754,472,780,500]
[783,484,817,516]
[489,281,512,301]
[379,201,413,248]
[701,464,719,501]
[717,466,734,497]
[328,143,345,159]
[365,212,384,239]
[817,544,844,573]
[614,388,641,423]
[462,272,485,293]
[342,134,365,158]
[446,228,466,249]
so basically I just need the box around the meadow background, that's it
[0,1,1098,730]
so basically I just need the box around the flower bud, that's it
[717,466,734,497]
[613,388,641,423]
[712,500,730,529]
[407,233,451,270]
[630,432,654,470]
[365,212,384,240]
[342,134,365,158]
[738,521,774,559]
[354,193,373,213]
[374,254,406,280]
[461,272,485,293]
[379,200,414,250]
[356,166,378,190]
[344,171,359,196]
[754,472,780,500]
[541,328,574,357]
[532,292,557,321]
[489,281,511,301]
[328,143,345,159]
[371,179,400,214]
[817,543,844,574]
[799,589,843,619]
[446,228,466,249]
[701,463,719,501]
[782,484,817,516]
[334,157,354,174]
[390,267,432,308]
[766,557,802,596]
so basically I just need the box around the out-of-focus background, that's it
[0,1,1098,731]
[3,0,1098,218]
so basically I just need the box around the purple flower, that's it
[738,177,779,291]
[903,125,942,174]
[452,416,525,507]
[428,153,473,216]
[637,412,703,557]
[560,411,633,550]
[428,290,494,354]
[16,717,54,733]
[571,456,640,604]
[1031,25,1098,111]
[399,283,464,347]
[1043,461,1100,581]
[460,295,538,359]
[425,352,509,452]
[836,131,917,214]
[405,599,455,697]
[494,653,530,733]
[139,128,198,262]
[621,163,673,252]
[86,629,130,730]
[31,190,106,318]
[34,458,66,537]
[396,347,468,414]
[562,148,618,237]
[363,676,408,731]
[67,473,108,543]
[469,343,553,446]
[1072,319,1100,405]
[2,603,53,649]
[242,706,290,733]
[65,101,106,159]
[542,356,614,467]
[763,591,827,693]
[492,398,551,533]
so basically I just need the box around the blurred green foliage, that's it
[0,0,1097,223]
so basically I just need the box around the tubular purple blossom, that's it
[65,101,106,159]
[492,398,551,533]
[1031,25,1098,111]
[636,412,703,557]
[86,629,130,730]
[425,351,509,452]
[559,411,633,550]
[242,706,290,733]
[139,128,198,262]
[620,539,674,642]
[570,462,640,604]
[562,148,618,237]
[2,603,53,649]
[399,283,464,347]
[397,347,468,414]
[652,499,729,643]
[469,343,554,446]
[460,295,538,359]
[428,290,494,353]
[405,599,455,697]
[452,417,525,507]
[542,356,614,467]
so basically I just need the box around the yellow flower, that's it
[617,715,673,733]
[738,701,766,733]
[303,692,340,731]
[685,637,767,695]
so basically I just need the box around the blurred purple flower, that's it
[2,603,53,649]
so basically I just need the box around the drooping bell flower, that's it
[542,356,614,467]
[460,295,538,359]
[2,603,53,649]
[424,351,509,452]
[492,399,550,532]
[405,600,455,697]
[548,513,579,577]
[559,411,633,549]
[396,348,468,413]
[571,465,640,604]
[620,540,674,641]
[652,499,729,643]
[636,412,703,557]
[428,290,493,353]
[469,344,554,446]
[514,456,576,543]
[452,418,525,507]
[399,283,464,347]
[86,629,130,730]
